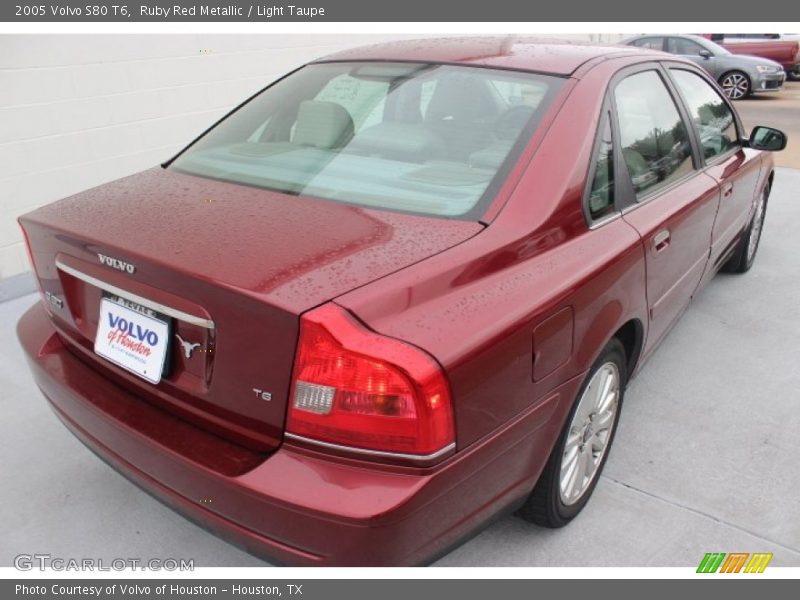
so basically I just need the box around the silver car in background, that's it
[623,34,786,100]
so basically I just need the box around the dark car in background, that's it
[624,34,786,99]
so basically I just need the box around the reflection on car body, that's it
[17,37,786,566]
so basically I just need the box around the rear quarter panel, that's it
[337,59,649,453]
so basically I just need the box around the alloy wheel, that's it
[721,72,750,100]
[747,192,766,264]
[558,362,620,506]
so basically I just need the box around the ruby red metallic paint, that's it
[19,171,482,452]
[286,303,456,457]
[17,39,776,565]
[19,303,576,565]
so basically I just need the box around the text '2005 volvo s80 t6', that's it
[17,38,786,566]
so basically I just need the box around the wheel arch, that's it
[575,299,647,385]
[612,318,645,379]
[719,68,751,83]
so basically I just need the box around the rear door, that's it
[611,66,720,354]
[666,66,763,274]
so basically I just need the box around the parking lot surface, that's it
[737,80,800,168]
[2,162,798,566]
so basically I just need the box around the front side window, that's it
[170,62,563,219]
[670,69,739,161]
[614,70,695,198]
[667,37,708,56]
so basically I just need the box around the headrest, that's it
[424,75,493,123]
[293,100,354,149]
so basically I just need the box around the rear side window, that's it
[631,37,665,50]
[588,113,616,221]
[670,69,739,161]
[614,70,694,199]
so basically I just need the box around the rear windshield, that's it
[169,62,563,219]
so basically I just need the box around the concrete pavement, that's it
[737,80,800,169]
[1,169,799,568]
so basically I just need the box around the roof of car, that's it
[316,36,654,76]
[624,33,711,43]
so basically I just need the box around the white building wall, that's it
[0,33,624,284]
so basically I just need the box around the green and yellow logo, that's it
[697,552,773,573]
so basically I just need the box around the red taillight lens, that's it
[19,222,38,276]
[287,304,455,458]
[19,222,47,309]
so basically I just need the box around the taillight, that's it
[286,304,455,460]
[19,222,48,311]
[19,222,38,276]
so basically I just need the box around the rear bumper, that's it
[18,303,573,566]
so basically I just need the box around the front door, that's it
[666,37,724,80]
[666,67,764,274]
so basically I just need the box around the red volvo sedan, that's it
[17,38,786,566]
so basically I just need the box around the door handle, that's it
[653,229,671,253]
[722,182,734,198]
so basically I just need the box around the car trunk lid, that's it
[19,167,483,453]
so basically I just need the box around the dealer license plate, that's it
[94,295,170,384]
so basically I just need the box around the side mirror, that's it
[698,49,713,59]
[748,126,787,151]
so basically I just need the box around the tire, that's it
[723,186,768,274]
[517,338,627,528]
[719,70,751,100]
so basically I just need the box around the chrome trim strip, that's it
[285,433,456,462]
[55,260,215,329]
[702,146,741,169]
[588,212,622,230]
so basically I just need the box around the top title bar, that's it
[1,0,792,22]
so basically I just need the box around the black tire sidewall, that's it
[743,193,768,271]
[722,186,769,274]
